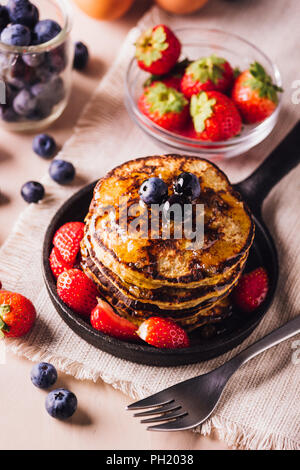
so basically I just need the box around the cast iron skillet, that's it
[43,122,300,366]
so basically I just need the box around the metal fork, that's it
[127,316,300,431]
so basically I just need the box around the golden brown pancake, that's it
[81,154,254,331]
[81,233,247,312]
[86,155,254,289]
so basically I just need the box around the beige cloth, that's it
[0,0,299,450]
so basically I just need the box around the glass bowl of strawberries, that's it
[125,26,283,159]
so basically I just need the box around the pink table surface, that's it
[0,1,229,450]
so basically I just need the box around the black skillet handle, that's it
[236,121,300,214]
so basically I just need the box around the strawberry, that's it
[190,90,242,141]
[232,267,269,313]
[181,55,234,98]
[0,291,36,338]
[138,82,189,131]
[135,24,181,75]
[53,222,85,265]
[90,299,138,340]
[231,62,283,124]
[144,58,192,92]
[49,247,72,279]
[137,317,190,349]
[57,269,98,317]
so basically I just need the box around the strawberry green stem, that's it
[0,304,11,337]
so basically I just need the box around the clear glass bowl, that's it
[125,28,282,160]
[0,0,73,132]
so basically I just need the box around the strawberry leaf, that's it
[0,307,10,335]
[244,61,283,103]
[145,82,188,115]
[190,92,216,133]
[187,55,226,85]
[136,26,168,67]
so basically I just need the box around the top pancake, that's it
[85,155,254,288]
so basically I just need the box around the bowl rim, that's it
[0,0,72,55]
[125,26,283,149]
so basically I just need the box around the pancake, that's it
[86,155,254,289]
[81,252,233,329]
[81,154,254,332]
[81,233,247,312]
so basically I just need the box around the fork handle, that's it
[234,316,300,366]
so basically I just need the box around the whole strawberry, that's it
[144,58,192,92]
[232,267,269,313]
[190,90,242,141]
[53,221,85,265]
[138,82,189,131]
[49,247,72,280]
[231,62,283,124]
[57,269,98,317]
[0,291,36,338]
[137,317,190,349]
[181,55,234,98]
[91,299,138,340]
[135,24,181,75]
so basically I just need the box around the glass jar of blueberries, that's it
[0,0,73,131]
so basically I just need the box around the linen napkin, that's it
[0,0,299,450]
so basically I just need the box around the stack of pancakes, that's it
[81,155,255,331]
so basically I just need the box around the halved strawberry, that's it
[53,222,85,265]
[49,247,72,279]
[90,299,138,340]
[138,82,189,131]
[232,267,269,313]
[137,317,190,349]
[57,269,98,317]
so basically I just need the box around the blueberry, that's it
[174,172,201,201]
[49,159,75,184]
[0,6,9,32]
[31,362,58,389]
[31,77,64,115]
[73,41,89,71]
[34,19,61,45]
[1,24,31,46]
[31,81,53,111]
[8,55,36,86]
[27,101,52,120]
[139,177,168,205]
[21,181,44,203]
[46,45,67,74]
[0,105,19,122]
[13,89,38,116]
[33,133,56,159]
[22,52,45,67]
[45,388,77,420]
[7,0,39,28]
[5,82,19,103]
[163,194,191,222]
